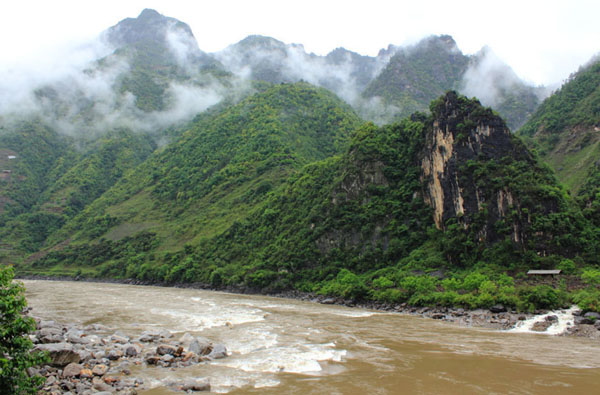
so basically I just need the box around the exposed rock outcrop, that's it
[420,91,553,247]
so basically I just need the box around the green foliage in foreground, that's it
[0,266,46,394]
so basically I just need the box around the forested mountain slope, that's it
[22,91,599,312]
[518,58,600,192]
[23,83,362,277]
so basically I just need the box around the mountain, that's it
[0,128,155,263]
[363,35,470,118]
[363,36,543,130]
[21,91,598,313]
[22,83,362,277]
[214,35,382,106]
[518,57,600,192]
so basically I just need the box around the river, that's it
[23,280,600,394]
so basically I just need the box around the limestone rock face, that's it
[420,91,536,245]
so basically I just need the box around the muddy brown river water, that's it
[23,280,600,394]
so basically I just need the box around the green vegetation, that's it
[363,36,470,120]
[0,266,47,394]
[17,89,600,313]
[518,58,600,192]
[0,129,156,261]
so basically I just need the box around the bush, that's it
[581,269,600,287]
[518,285,568,310]
[558,259,577,275]
[0,266,47,393]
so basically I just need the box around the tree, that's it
[0,266,46,394]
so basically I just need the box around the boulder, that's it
[575,316,594,325]
[39,327,64,343]
[182,352,196,362]
[111,334,129,344]
[62,363,83,378]
[80,369,93,379]
[189,338,212,356]
[35,343,80,366]
[77,350,93,363]
[92,364,108,376]
[179,332,194,345]
[137,330,161,342]
[92,377,112,392]
[584,312,600,320]
[208,344,227,359]
[124,344,140,357]
[157,344,178,356]
[160,354,174,364]
[545,315,558,322]
[489,304,506,313]
[531,321,552,332]
[145,354,160,365]
[108,349,124,360]
[180,378,211,392]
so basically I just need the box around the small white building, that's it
[7,155,16,159]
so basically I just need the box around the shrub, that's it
[0,266,47,393]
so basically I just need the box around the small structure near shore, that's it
[527,269,561,276]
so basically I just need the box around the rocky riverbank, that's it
[27,315,227,393]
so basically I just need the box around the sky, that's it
[0,0,598,86]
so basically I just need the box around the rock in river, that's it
[34,343,80,366]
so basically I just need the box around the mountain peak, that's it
[138,8,162,20]
[106,8,195,49]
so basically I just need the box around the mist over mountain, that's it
[0,8,548,140]
[0,9,235,140]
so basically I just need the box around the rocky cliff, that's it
[421,91,559,249]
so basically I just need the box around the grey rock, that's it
[181,378,211,391]
[157,344,178,356]
[108,349,124,360]
[92,364,108,376]
[75,382,89,393]
[62,362,83,378]
[77,350,93,363]
[45,375,58,386]
[111,334,129,344]
[489,304,506,313]
[545,315,558,322]
[575,316,594,325]
[137,331,160,342]
[531,321,552,332]
[208,344,227,359]
[124,344,139,357]
[92,376,112,392]
[179,332,194,345]
[321,298,336,304]
[39,327,64,343]
[161,354,174,363]
[35,343,80,366]
[584,312,600,320]
[189,337,212,356]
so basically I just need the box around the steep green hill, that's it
[363,36,470,118]
[362,37,542,130]
[0,130,156,262]
[24,92,599,312]
[23,82,362,277]
[518,58,600,192]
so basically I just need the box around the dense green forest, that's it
[518,58,600,192]
[15,90,600,313]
